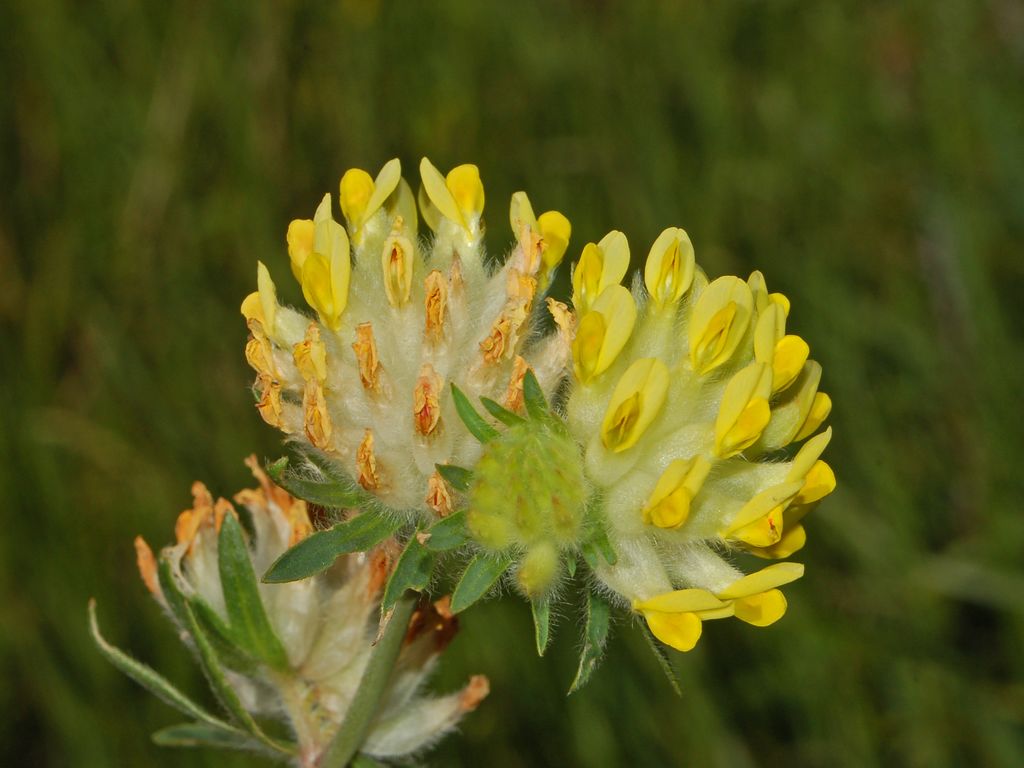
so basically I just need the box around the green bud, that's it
[517,541,560,598]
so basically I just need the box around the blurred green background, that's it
[3,0,1024,765]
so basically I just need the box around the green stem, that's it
[320,591,418,768]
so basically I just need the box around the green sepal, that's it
[566,554,578,579]
[569,590,611,694]
[450,383,499,442]
[151,722,265,752]
[450,553,512,614]
[531,597,552,656]
[155,560,297,756]
[266,456,367,510]
[218,513,289,670]
[422,509,469,552]
[637,618,683,697]
[263,513,402,583]
[88,600,236,732]
[382,535,436,612]
[434,463,472,492]
[522,369,548,421]
[479,396,526,426]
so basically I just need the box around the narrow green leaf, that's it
[422,509,469,551]
[152,722,261,751]
[450,554,511,614]
[435,463,472,492]
[156,561,296,756]
[637,619,683,697]
[479,396,526,426]
[566,554,578,579]
[263,513,401,583]
[218,514,289,670]
[569,591,611,693]
[582,527,617,568]
[531,598,552,656]
[267,456,366,509]
[450,383,499,442]
[382,536,436,611]
[189,597,258,674]
[89,600,233,731]
[522,369,548,420]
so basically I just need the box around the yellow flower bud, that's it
[339,158,401,241]
[644,227,695,308]
[572,285,637,384]
[600,358,669,453]
[689,276,754,374]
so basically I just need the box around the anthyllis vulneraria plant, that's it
[90,458,488,766]
[93,156,836,766]
[245,158,834,666]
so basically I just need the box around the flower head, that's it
[95,458,487,766]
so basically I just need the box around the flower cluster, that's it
[95,458,487,766]
[242,158,834,658]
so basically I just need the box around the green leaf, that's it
[156,561,296,757]
[189,597,258,674]
[450,383,499,442]
[422,509,469,551]
[152,722,262,751]
[523,369,548,420]
[88,600,233,731]
[450,553,511,614]
[582,527,617,569]
[479,396,526,426]
[266,456,366,509]
[350,755,389,768]
[263,513,401,583]
[382,536,436,611]
[569,591,611,693]
[435,463,472,492]
[218,514,289,670]
[637,619,683,697]
[531,597,552,656]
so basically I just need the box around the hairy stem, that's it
[320,591,418,767]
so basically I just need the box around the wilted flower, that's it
[91,457,487,766]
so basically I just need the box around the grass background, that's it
[3,0,1024,765]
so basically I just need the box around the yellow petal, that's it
[600,357,670,453]
[339,168,374,227]
[572,284,636,383]
[364,158,402,222]
[794,461,835,505]
[714,362,773,457]
[642,456,711,529]
[643,611,703,652]
[753,523,807,559]
[417,181,442,232]
[571,231,630,313]
[446,163,485,219]
[538,210,571,270]
[240,291,263,324]
[644,227,695,308]
[419,157,464,226]
[689,276,754,374]
[381,233,415,307]
[772,335,810,392]
[717,562,805,600]
[635,588,724,614]
[286,219,315,281]
[256,262,278,338]
[725,482,802,542]
[794,391,832,441]
[748,270,769,311]
[787,426,833,480]
[509,191,537,237]
[733,589,788,626]
[754,303,785,364]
